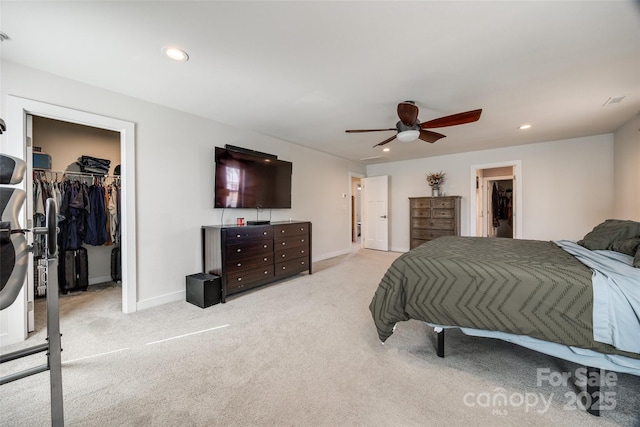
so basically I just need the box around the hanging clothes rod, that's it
[34,169,119,180]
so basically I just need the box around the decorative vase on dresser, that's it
[409,196,461,249]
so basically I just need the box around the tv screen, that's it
[214,146,292,209]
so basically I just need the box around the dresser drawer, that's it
[274,235,308,250]
[226,266,274,291]
[273,223,310,237]
[412,218,455,230]
[410,198,430,209]
[224,226,273,243]
[275,258,309,277]
[226,240,273,261]
[274,245,309,262]
[430,199,455,209]
[432,209,454,219]
[411,229,455,240]
[225,253,273,274]
[411,208,431,219]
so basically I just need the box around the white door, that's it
[362,175,389,251]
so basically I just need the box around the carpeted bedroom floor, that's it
[1,247,639,426]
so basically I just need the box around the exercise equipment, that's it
[1,152,65,426]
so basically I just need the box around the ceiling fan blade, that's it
[419,129,446,143]
[397,101,419,126]
[373,134,397,147]
[420,109,482,129]
[346,128,396,133]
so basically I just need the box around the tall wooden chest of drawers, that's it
[409,196,461,249]
[202,221,312,302]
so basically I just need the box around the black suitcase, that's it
[111,246,122,282]
[58,247,89,294]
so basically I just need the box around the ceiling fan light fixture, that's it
[397,130,420,142]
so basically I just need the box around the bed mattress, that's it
[369,236,639,360]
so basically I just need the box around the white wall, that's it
[366,134,615,252]
[613,112,640,221]
[1,60,365,310]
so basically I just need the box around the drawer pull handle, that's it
[282,254,286,258]
[301,250,305,254]
[282,266,286,270]
[282,242,286,246]
[281,230,285,233]
[301,261,305,265]
[263,231,268,235]
[236,234,241,238]
[263,244,268,248]
[264,270,269,275]
[301,239,305,242]
[263,257,268,261]
[237,249,242,253]
[237,263,242,267]
[237,277,242,281]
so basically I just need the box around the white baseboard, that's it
[136,290,185,311]
[313,248,352,262]
[89,275,113,286]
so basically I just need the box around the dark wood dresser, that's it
[409,196,461,249]
[202,221,312,302]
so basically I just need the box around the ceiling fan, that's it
[346,101,482,147]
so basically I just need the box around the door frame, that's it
[348,172,364,247]
[469,160,522,239]
[1,96,138,346]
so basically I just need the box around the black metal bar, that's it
[0,342,49,363]
[0,364,49,385]
[586,366,601,417]
[46,257,65,426]
[437,329,445,358]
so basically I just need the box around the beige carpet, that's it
[1,248,639,426]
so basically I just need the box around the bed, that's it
[369,220,640,415]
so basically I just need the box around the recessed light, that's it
[162,46,189,62]
[383,148,390,152]
[519,124,532,130]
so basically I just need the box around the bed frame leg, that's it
[436,329,445,358]
[586,366,601,417]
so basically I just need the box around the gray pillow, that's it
[578,220,640,250]
[635,248,640,269]
[610,237,640,257]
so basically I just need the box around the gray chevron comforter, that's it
[369,236,639,359]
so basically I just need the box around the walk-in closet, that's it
[30,116,122,327]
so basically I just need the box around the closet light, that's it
[383,148,390,152]
[519,124,532,130]
[162,46,189,62]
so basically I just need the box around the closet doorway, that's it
[2,96,137,346]
[469,160,522,239]
[28,117,122,332]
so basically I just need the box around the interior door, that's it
[362,175,389,251]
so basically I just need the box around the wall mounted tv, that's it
[214,145,292,209]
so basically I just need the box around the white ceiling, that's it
[1,1,639,164]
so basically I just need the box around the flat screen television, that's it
[214,146,292,209]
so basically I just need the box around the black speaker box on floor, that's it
[186,273,221,308]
